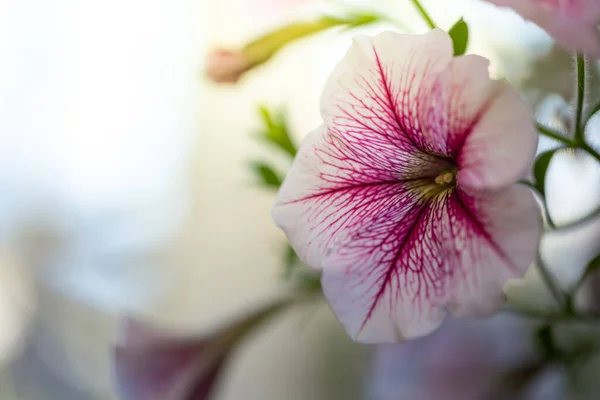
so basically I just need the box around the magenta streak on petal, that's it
[453,189,518,274]
[426,76,498,161]
[371,48,419,150]
[275,33,537,342]
[321,186,523,339]
[303,181,429,253]
[453,97,499,171]
[372,45,446,158]
[358,201,430,333]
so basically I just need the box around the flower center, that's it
[433,168,457,187]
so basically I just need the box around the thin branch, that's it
[536,123,573,146]
[574,54,586,143]
[409,0,436,29]
[581,142,600,163]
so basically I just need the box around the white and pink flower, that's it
[485,0,600,56]
[272,29,542,343]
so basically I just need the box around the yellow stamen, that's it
[434,169,456,186]
[442,172,454,184]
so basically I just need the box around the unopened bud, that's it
[205,14,380,84]
[205,49,253,84]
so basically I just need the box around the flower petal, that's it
[320,29,455,158]
[272,125,446,269]
[273,30,541,344]
[367,314,537,400]
[114,319,223,400]
[440,185,542,316]
[457,81,537,190]
[113,301,288,400]
[485,0,600,56]
[321,185,540,343]
[419,55,501,159]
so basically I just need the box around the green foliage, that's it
[249,161,283,189]
[284,245,299,278]
[341,12,381,30]
[535,324,559,360]
[256,106,297,158]
[251,106,321,294]
[584,253,600,278]
[534,149,557,196]
[243,13,382,68]
[283,245,322,293]
[448,18,469,56]
[576,252,600,291]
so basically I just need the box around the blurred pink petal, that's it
[272,30,541,343]
[367,315,565,400]
[485,0,600,56]
[113,300,288,400]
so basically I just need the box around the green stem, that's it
[409,0,436,29]
[536,254,566,310]
[574,54,586,143]
[536,123,574,146]
[537,123,600,163]
[581,142,600,163]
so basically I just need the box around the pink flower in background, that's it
[368,315,566,400]
[113,300,288,400]
[272,30,541,343]
[485,0,600,56]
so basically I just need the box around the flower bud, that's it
[205,14,379,84]
[205,49,252,84]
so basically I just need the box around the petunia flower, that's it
[484,0,600,56]
[113,299,289,400]
[272,29,542,343]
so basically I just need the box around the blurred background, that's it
[1,0,599,399]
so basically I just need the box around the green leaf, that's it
[578,252,600,288]
[243,14,380,68]
[448,18,469,56]
[343,12,381,29]
[283,245,322,293]
[294,269,322,293]
[256,106,297,158]
[535,324,558,360]
[249,161,283,188]
[533,150,557,195]
[585,253,600,276]
[284,245,299,278]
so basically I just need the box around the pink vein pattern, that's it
[273,30,541,343]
